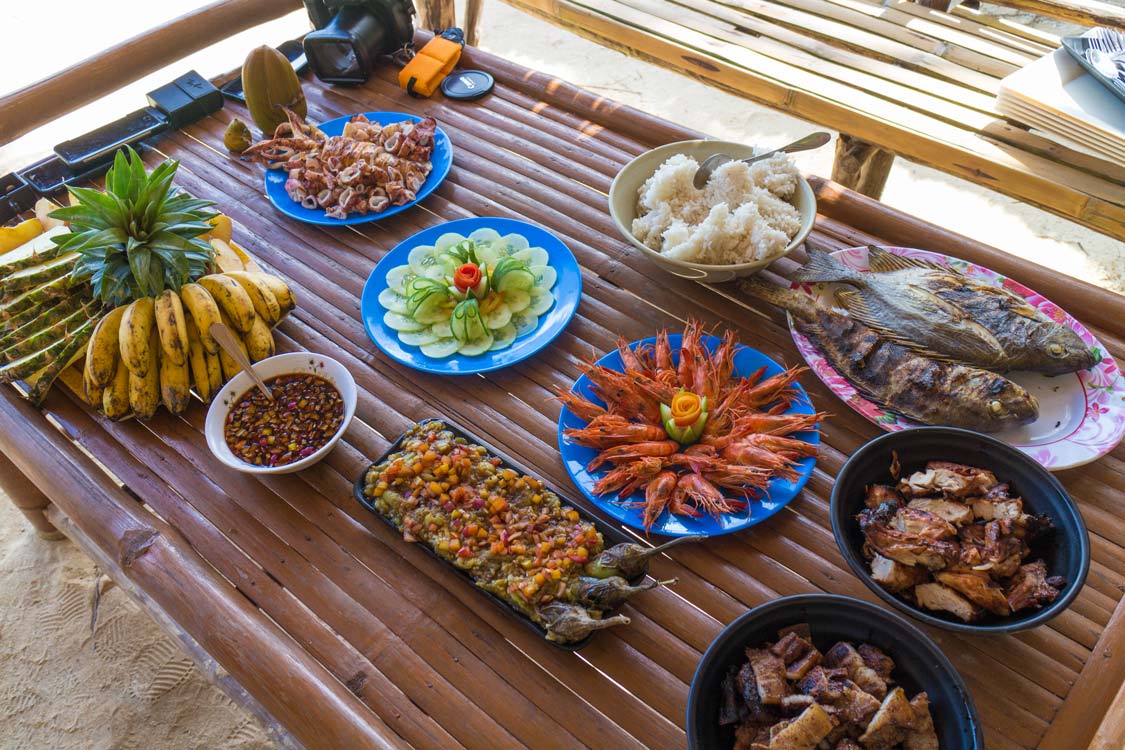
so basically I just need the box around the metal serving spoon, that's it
[210,321,274,401]
[692,131,832,189]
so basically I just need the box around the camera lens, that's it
[304,1,414,85]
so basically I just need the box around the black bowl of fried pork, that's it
[831,427,1089,634]
[687,594,982,750]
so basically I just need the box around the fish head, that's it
[1034,326,1098,374]
[981,375,1039,429]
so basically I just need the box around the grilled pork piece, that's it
[904,693,939,750]
[823,679,881,727]
[935,569,1011,615]
[834,741,862,750]
[971,493,1026,522]
[858,687,915,747]
[1007,561,1066,612]
[958,520,1026,578]
[768,703,836,750]
[914,582,983,622]
[824,641,888,699]
[870,554,928,592]
[737,661,776,723]
[907,497,974,526]
[899,464,996,499]
[748,648,790,706]
[857,644,895,682]
[779,694,816,715]
[858,507,960,569]
[865,484,904,509]
[891,508,957,541]
[734,721,769,750]
[720,668,745,725]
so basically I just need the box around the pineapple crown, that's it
[51,147,217,305]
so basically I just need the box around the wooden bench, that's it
[447,0,1125,241]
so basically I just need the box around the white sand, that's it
[0,494,273,749]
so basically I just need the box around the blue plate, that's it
[263,111,453,225]
[558,335,819,537]
[361,217,581,374]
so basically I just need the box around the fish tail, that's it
[738,278,819,323]
[791,249,863,285]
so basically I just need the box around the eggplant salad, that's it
[858,458,1064,622]
[363,421,684,643]
[720,624,937,749]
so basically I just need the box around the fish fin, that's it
[835,290,964,363]
[791,249,863,285]
[867,246,954,274]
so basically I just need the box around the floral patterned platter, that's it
[787,246,1125,471]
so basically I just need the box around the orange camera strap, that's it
[399,35,463,97]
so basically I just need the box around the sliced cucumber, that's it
[411,289,452,324]
[503,289,531,313]
[384,311,425,332]
[529,264,557,290]
[385,264,416,291]
[378,288,409,314]
[457,334,495,356]
[490,323,516,350]
[435,232,467,252]
[511,310,539,336]
[450,298,486,342]
[430,320,453,338]
[420,338,461,358]
[475,242,500,267]
[482,302,512,330]
[497,269,535,294]
[527,288,555,316]
[408,244,436,268]
[399,329,440,346]
[500,233,530,254]
[513,247,549,266]
[468,228,501,245]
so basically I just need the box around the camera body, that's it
[302,0,415,84]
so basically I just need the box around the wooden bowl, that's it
[687,594,984,749]
[831,427,1090,634]
[608,139,816,283]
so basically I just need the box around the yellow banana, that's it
[159,349,192,415]
[242,314,276,362]
[225,271,281,326]
[119,297,156,377]
[85,305,127,389]
[227,240,263,273]
[248,272,295,317]
[185,315,214,403]
[155,289,189,366]
[216,309,250,382]
[197,274,255,333]
[179,283,221,354]
[129,328,160,420]
[206,348,224,392]
[102,358,131,420]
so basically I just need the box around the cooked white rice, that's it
[631,152,803,265]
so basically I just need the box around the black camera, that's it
[302,0,416,85]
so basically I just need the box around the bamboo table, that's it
[2,39,1123,750]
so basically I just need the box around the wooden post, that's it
[465,0,484,46]
[415,0,457,31]
[830,134,896,200]
[0,450,64,539]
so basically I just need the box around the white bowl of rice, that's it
[609,139,816,283]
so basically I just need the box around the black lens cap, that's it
[441,69,494,101]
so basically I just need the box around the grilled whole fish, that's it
[791,247,1096,375]
[740,279,1039,432]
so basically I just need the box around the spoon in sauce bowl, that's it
[692,131,831,189]
[210,321,274,401]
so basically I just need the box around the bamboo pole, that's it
[982,0,1125,29]
[0,0,303,145]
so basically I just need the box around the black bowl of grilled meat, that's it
[831,427,1089,634]
[687,594,983,750]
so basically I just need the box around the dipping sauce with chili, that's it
[224,373,344,467]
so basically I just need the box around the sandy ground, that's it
[0,1,1121,748]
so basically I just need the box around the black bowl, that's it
[686,594,983,749]
[831,427,1090,634]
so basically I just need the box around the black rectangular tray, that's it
[352,416,646,651]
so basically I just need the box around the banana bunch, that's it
[83,271,295,420]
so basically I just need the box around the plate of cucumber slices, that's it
[361,217,581,374]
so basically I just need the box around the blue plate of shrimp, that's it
[557,330,820,537]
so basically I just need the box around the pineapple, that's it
[51,147,217,305]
